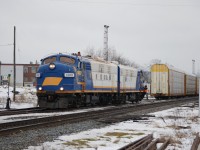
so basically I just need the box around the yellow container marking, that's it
[42,77,62,86]
[151,64,168,72]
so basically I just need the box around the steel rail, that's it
[0,107,46,116]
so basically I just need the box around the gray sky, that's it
[0,0,200,73]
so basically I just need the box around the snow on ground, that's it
[0,86,199,149]
[25,103,200,150]
[0,86,37,110]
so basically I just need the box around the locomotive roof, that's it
[41,53,138,71]
[41,53,79,61]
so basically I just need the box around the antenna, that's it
[104,25,109,61]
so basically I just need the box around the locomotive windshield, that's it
[60,56,75,65]
[43,56,57,64]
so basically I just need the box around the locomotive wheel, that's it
[99,96,107,106]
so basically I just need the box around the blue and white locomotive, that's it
[36,52,146,108]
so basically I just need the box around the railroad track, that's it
[0,107,81,116]
[0,97,198,136]
[0,107,47,116]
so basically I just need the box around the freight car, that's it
[36,52,146,108]
[151,64,199,99]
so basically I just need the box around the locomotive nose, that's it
[39,63,75,89]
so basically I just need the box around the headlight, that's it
[49,63,55,69]
[64,73,74,77]
[36,73,41,78]
[38,87,42,91]
[60,87,64,91]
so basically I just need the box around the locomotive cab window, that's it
[60,56,75,65]
[43,57,57,64]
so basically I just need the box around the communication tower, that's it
[104,25,109,61]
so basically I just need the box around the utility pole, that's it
[104,25,109,61]
[13,26,16,101]
[197,76,200,117]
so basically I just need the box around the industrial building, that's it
[0,63,39,87]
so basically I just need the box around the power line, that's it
[53,0,200,7]
[0,44,13,47]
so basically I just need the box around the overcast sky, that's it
[0,0,200,73]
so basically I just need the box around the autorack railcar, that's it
[151,64,199,99]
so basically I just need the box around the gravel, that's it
[0,120,107,150]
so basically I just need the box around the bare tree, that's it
[84,46,96,57]
[150,59,162,65]
[84,46,139,68]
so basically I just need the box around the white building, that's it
[0,64,24,86]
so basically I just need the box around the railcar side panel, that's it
[119,65,138,92]
[90,61,118,91]
[185,75,196,95]
[169,69,185,96]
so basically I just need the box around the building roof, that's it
[0,63,39,66]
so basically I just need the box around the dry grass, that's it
[105,132,130,138]
[83,138,97,141]
[98,136,111,142]
[175,131,188,139]
[166,124,191,130]
[133,132,145,136]
[170,138,182,145]
[126,129,136,132]
[165,115,184,119]
[15,94,26,102]
[189,116,198,122]
[63,139,90,148]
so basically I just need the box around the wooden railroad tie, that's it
[191,132,200,150]
[118,134,170,150]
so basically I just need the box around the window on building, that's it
[32,77,36,82]
[24,77,28,82]
[31,66,36,73]
[28,67,31,73]
[24,67,28,73]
